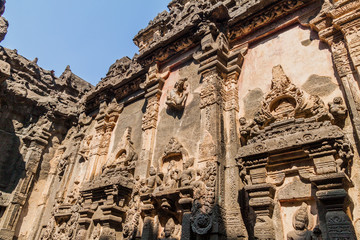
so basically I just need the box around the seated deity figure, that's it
[287,203,313,240]
[140,166,162,194]
[179,158,196,187]
[308,95,332,122]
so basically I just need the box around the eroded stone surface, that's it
[1,0,360,239]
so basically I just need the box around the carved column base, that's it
[95,205,125,230]
[141,216,156,240]
[141,194,156,240]
[245,183,275,240]
[311,173,356,240]
[179,188,194,240]
[224,209,247,240]
[0,229,14,240]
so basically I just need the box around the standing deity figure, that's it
[239,117,251,146]
[159,160,179,191]
[166,160,180,189]
[179,158,196,187]
[287,203,313,240]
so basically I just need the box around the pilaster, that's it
[311,173,356,239]
[136,63,169,179]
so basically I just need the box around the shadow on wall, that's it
[0,101,25,194]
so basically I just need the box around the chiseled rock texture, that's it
[1,0,360,239]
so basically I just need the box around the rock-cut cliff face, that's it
[0,45,93,239]
[2,0,360,240]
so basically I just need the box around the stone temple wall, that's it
[1,0,360,239]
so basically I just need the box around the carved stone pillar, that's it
[87,99,123,180]
[195,31,249,239]
[138,66,164,238]
[198,71,222,238]
[330,39,360,137]
[0,126,50,239]
[56,133,84,206]
[136,63,168,178]
[334,9,360,78]
[222,49,248,239]
[192,32,227,239]
[311,173,356,239]
[179,188,194,240]
[138,93,160,178]
[141,196,156,240]
[310,2,360,145]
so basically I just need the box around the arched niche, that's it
[159,137,189,190]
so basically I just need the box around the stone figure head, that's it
[183,158,194,169]
[168,160,176,171]
[254,111,266,125]
[333,97,343,105]
[239,117,247,126]
[118,151,126,159]
[293,203,309,230]
[309,95,321,104]
[149,166,156,176]
[174,78,187,92]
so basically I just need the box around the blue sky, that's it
[2,0,170,86]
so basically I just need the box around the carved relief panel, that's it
[237,65,355,239]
